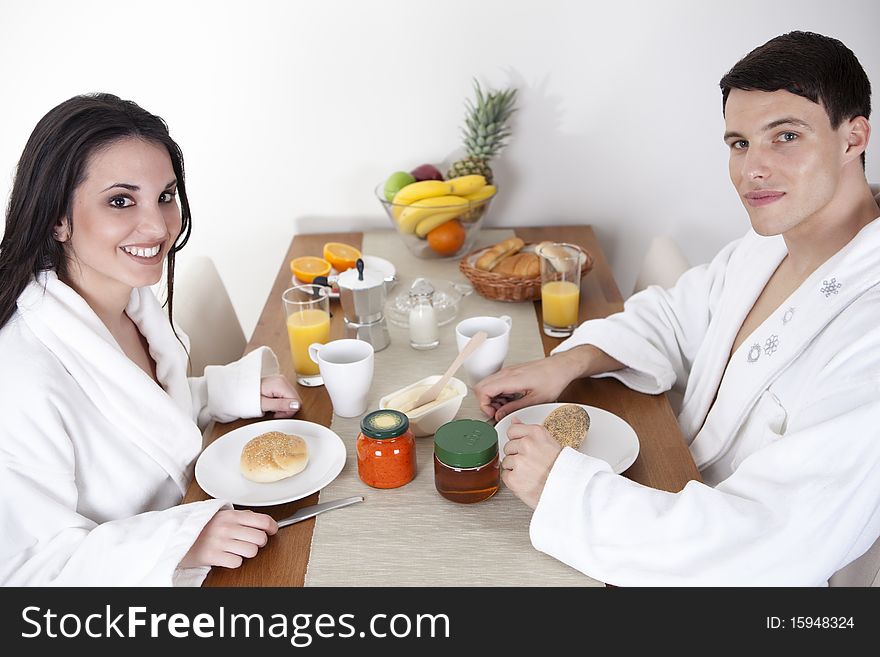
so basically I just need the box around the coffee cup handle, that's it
[500,315,512,328]
[308,343,323,365]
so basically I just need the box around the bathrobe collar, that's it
[17,272,200,494]
[686,214,880,468]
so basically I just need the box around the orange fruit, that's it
[427,219,466,256]
[290,256,331,283]
[323,242,361,272]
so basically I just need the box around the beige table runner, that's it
[304,229,602,586]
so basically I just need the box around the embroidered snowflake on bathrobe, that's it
[821,278,842,297]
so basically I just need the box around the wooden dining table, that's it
[183,224,702,586]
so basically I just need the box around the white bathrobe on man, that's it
[0,271,277,586]
[531,194,880,586]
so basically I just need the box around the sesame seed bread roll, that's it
[542,404,590,449]
[240,431,309,483]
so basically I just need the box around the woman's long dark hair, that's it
[0,93,192,330]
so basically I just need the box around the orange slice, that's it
[290,256,331,283]
[323,242,361,272]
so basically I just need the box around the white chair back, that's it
[172,256,246,376]
[631,236,690,414]
[632,236,690,295]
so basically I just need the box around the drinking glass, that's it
[282,285,331,386]
[537,243,581,338]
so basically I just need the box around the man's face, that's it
[724,88,850,237]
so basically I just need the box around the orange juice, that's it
[287,308,331,375]
[542,280,580,327]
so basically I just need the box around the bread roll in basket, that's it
[459,240,592,302]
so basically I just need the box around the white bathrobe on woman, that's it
[531,195,880,586]
[0,271,278,586]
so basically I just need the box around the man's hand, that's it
[260,374,301,418]
[474,351,581,421]
[500,418,563,509]
[475,345,623,422]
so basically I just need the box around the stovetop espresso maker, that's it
[334,258,391,352]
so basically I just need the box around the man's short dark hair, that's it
[720,31,871,166]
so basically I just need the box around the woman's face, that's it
[60,137,182,298]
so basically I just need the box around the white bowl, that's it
[379,375,467,437]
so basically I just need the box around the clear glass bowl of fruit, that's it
[376,164,496,259]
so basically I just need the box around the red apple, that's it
[410,163,444,181]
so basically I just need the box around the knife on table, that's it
[276,495,364,528]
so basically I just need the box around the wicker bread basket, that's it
[459,242,593,302]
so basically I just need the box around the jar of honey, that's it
[357,409,416,489]
[433,419,499,503]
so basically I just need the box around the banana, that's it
[390,177,487,221]
[390,180,451,217]
[414,212,463,238]
[392,180,451,204]
[446,175,486,196]
[463,184,496,203]
[398,196,468,234]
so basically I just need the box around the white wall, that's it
[2,0,878,336]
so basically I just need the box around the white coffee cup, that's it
[308,339,374,418]
[455,315,512,387]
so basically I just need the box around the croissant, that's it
[475,237,524,271]
[493,252,540,277]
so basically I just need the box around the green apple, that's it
[384,171,416,202]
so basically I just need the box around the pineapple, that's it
[447,80,517,185]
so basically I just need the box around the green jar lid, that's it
[434,419,498,468]
[361,409,410,439]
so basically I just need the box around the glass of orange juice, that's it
[537,242,582,338]
[282,285,331,386]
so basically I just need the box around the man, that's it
[476,31,880,585]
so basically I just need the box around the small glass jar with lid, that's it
[433,419,499,503]
[407,278,439,350]
[357,409,417,489]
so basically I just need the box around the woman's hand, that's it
[179,509,278,570]
[260,374,301,418]
[500,418,563,509]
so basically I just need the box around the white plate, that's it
[293,269,341,298]
[495,403,640,474]
[195,419,347,506]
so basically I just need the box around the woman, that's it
[0,93,302,585]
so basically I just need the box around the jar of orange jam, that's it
[357,410,416,489]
